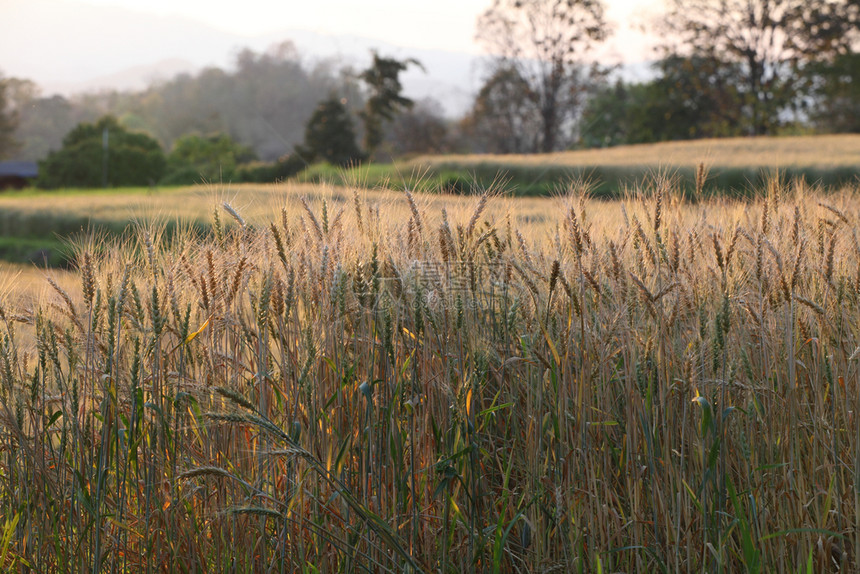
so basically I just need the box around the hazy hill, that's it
[2,0,480,118]
[49,59,200,96]
[12,45,354,163]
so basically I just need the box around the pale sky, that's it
[22,0,661,57]
[78,0,495,50]
[1,0,662,112]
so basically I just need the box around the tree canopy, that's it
[0,75,20,160]
[358,52,423,157]
[580,55,746,146]
[162,132,256,185]
[296,95,364,167]
[805,51,860,133]
[661,0,859,135]
[38,116,166,189]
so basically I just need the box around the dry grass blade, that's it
[222,201,246,228]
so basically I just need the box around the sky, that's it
[1,0,662,113]
[64,0,660,56]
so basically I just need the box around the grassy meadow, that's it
[1,166,860,572]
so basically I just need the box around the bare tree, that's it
[461,65,542,153]
[661,0,859,135]
[476,0,608,153]
[389,98,452,156]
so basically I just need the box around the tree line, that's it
[0,0,858,187]
[0,48,429,188]
[470,0,860,152]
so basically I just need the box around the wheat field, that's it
[418,133,860,169]
[1,174,859,572]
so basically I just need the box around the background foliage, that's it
[37,116,166,189]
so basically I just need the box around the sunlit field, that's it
[9,182,557,224]
[1,175,859,572]
[0,182,558,248]
[419,133,860,169]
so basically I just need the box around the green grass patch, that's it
[0,236,70,267]
[0,203,211,267]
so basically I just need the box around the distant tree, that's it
[580,56,746,148]
[0,75,21,159]
[14,94,88,162]
[296,95,364,167]
[230,42,358,160]
[9,42,367,165]
[660,0,859,135]
[579,80,638,148]
[163,132,257,184]
[461,66,541,153]
[43,42,354,163]
[806,51,860,133]
[2,77,40,118]
[653,55,747,138]
[358,52,423,157]
[784,1,860,56]
[38,116,166,189]
[387,98,451,157]
[476,0,609,152]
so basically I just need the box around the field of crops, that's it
[422,133,860,168]
[1,171,859,571]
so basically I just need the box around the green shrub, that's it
[237,154,305,183]
[162,132,256,184]
[38,115,166,188]
[297,95,365,167]
[159,166,206,186]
